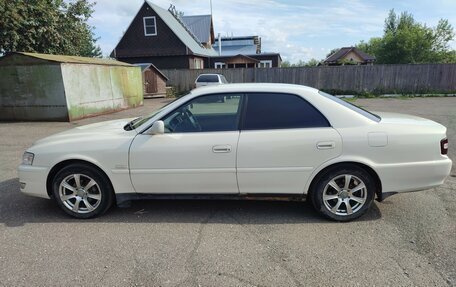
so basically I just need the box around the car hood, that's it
[33,118,136,146]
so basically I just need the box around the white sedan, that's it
[18,84,452,221]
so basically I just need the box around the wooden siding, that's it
[117,55,192,70]
[208,54,281,68]
[143,69,167,95]
[251,54,282,67]
[161,64,456,94]
[113,3,187,58]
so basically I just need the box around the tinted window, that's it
[162,94,242,133]
[318,91,381,122]
[243,93,330,130]
[196,75,219,83]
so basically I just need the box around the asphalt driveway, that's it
[0,97,455,286]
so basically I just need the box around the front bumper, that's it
[18,165,50,199]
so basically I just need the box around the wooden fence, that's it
[161,64,456,94]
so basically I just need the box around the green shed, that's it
[0,52,143,121]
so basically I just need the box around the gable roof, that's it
[181,15,213,44]
[324,47,375,63]
[134,63,169,81]
[145,1,217,57]
[0,52,133,67]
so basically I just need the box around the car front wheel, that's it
[311,165,376,221]
[52,163,114,219]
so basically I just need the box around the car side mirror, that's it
[149,120,164,135]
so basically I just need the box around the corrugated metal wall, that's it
[0,58,144,121]
[61,64,143,121]
[0,64,69,121]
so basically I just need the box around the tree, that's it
[281,58,321,67]
[281,61,292,67]
[355,9,455,64]
[304,58,320,66]
[325,48,340,59]
[356,38,382,57]
[0,0,102,57]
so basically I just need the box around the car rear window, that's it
[197,75,219,83]
[318,91,381,122]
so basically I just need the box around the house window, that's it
[193,58,204,69]
[214,62,226,69]
[143,16,157,36]
[257,60,272,68]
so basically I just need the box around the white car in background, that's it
[18,84,452,221]
[195,73,228,88]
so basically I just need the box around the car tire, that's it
[52,163,114,219]
[311,165,376,222]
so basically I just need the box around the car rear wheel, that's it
[311,165,376,221]
[52,163,114,219]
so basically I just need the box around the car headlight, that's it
[22,152,34,165]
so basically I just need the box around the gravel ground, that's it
[0,97,455,286]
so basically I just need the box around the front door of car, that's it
[129,93,243,194]
[236,93,342,194]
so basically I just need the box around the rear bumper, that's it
[377,158,452,193]
[18,165,50,199]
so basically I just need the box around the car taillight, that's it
[440,138,449,155]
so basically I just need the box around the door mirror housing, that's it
[148,120,164,135]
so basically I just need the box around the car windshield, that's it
[124,97,182,130]
[318,91,381,122]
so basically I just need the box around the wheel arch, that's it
[307,161,382,201]
[46,159,115,198]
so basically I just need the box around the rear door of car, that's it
[236,93,342,194]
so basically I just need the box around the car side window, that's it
[162,94,243,133]
[243,93,330,130]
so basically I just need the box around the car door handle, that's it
[317,141,335,150]
[212,145,232,153]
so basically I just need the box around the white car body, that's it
[18,84,452,220]
[195,73,228,88]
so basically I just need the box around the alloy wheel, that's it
[59,173,102,214]
[322,174,367,216]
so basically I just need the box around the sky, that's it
[89,0,456,63]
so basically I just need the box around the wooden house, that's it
[211,36,282,68]
[323,47,376,66]
[111,1,217,69]
[111,2,281,69]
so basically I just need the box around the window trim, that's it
[143,16,157,36]
[257,60,273,68]
[240,92,331,131]
[214,62,226,69]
